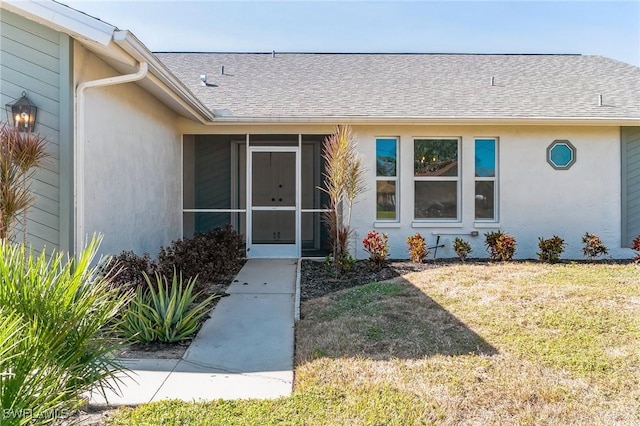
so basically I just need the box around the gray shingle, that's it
[154,53,640,120]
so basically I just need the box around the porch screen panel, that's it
[301,135,331,257]
[183,135,244,236]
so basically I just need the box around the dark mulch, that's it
[300,259,444,301]
[300,257,635,302]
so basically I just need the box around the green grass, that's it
[108,262,640,425]
[376,211,396,220]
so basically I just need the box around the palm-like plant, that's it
[0,236,129,424]
[321,125,367,268]
[0,122,49,241]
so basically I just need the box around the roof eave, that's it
[1,0,115,45]
[204,116,640,126]
[113,31,215,122]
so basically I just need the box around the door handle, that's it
[272,198,275,202]
[279,198,282,202]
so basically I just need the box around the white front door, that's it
[247,147,300,258]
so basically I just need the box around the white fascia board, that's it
[2,0,115,45]
[113,30,214,122]
[204,116,640,127]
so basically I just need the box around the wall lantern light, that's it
[5,91,38,132]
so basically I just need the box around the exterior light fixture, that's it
[5,91,37,132]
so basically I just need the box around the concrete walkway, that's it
[89,259,298,405]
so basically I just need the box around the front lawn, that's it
[108,262,640,425]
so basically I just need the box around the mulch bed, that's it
[299,259,443,301]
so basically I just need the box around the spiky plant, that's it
[0,235,129,423]
[320,125,367,271]
[0,122,49,241]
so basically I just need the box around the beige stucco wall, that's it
[179,119,631,260]
[74,44,182,257]
[350,124,628,260]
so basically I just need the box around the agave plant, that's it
[0,235,129,425]
[0,122,49,241]
[118,272,219,343]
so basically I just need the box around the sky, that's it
[65,0,640,66]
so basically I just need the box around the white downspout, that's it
[74,61,148,254]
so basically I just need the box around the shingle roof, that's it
[154,53,640,121]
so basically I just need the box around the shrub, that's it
[321,125,367,272]
[0,122,49,241]
[362,230,389,268]
[102,251,157,295]
[406,233,428,263]
[118,272,219,343]
[453,237,472,261]
[485,231,517,261]
[537,235,566,263]
[158,226,244,285]
[582,232,608,260]
[631,235,640,262]
[0,236,128,423]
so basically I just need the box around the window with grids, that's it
[376,138,398,220]
[475,138,497,221]
[413,138,460,220]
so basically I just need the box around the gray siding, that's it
[621,127,640,246]
[0,9,71,251]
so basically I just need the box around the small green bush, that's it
[362,230,389,268]
[485,231,517,261]
[118,272,219,343]
[453,237,472,261]
[406,233,428,263]
[158,226,244,284]
[0,236,128,424]
[582,232,608,260]
[537,235,566,263]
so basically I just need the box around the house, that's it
[2,1,639,260]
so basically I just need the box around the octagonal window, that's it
[547,140,576,170]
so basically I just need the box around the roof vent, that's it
[221,66,225,75]
[272,50,276,58]
[598,94,603,106]
[199,74,217,87]
[490,76,496,86]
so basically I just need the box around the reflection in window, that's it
[413,138,460,221]
[376,138,399,221]
[414,139,458,177]
[376,138,397,177]
[475,138,497,221]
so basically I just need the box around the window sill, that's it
[374,222,402,228]
[474,222,501,228]
[412,221,463,228]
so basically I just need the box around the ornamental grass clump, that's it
[0,236,128,424]
[362,230,389,268]
[320,125,367,275]
[0,122,49,241]
[406,233,428,263]
[118,272,219,343]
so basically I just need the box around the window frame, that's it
[474,137,498,223]
[412,137,461,222]
[375,137,399,222]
